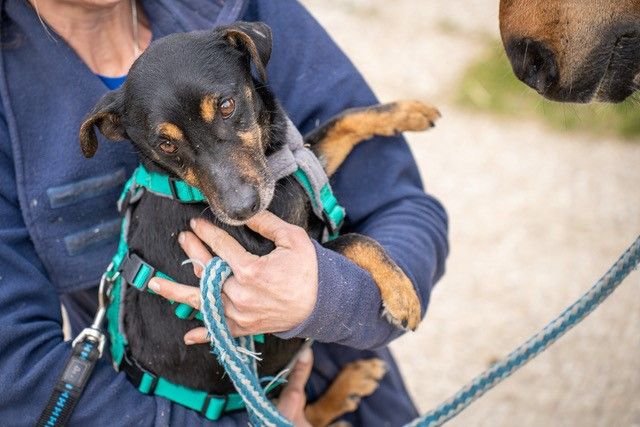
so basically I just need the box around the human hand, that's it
[148,211,318,343]
[276,347,314,427]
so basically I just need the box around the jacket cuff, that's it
[275,240,380,343]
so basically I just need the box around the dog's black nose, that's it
[228,186,260,220]
[505,38,559,94]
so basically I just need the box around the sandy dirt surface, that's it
[300,1,640,426]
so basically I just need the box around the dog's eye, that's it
[219,98,235,119]
[159,141,178,154]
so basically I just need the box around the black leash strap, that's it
[37,270,113,427]
[36,332,103,427]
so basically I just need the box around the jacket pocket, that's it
[46,168,126,208]
[63,218,121,256]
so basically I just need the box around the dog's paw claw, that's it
[393,100,441,132]
[380,275,421,331]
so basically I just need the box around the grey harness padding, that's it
[266,117,345,239]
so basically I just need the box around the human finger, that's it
[190,218,257,272]
[245,211,299,248]
[178,231,213,277]
[148,277,201,310]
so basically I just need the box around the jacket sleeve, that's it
[249,0,449,349]
[0,110,248,425]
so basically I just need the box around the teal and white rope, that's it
[404,235,640,427]
[199,257,293,427]
[199,236,639,427]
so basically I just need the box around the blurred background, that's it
[300,1,640,426]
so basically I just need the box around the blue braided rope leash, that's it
[405,235,640,427]
[199,236,639,426]
[199,257,293,427]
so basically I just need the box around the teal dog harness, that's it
[105,119,345,420]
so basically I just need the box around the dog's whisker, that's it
[181,258,206,271]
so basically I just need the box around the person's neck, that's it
[29,0,152,77]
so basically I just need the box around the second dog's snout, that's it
[506,38,559,94]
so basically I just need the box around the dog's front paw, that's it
[391,100,441,132]
[380,269,422,331]
[328,233,423,331]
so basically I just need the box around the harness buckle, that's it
[120,252,155,291]
[167,176,181,200]
[120,350,160,392]
[201,393,228,418]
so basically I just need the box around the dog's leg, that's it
[324,233,421,330]
[304,100,440,177]
[305,358,387,427]
[303,101,435,328]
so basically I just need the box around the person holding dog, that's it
[0,0,448,425]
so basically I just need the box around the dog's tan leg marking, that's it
[327,234,422,330]
[313,100,440,177]
[305,358,387,427]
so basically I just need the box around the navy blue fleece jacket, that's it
[0,0,448,425]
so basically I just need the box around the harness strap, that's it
[117,251,203,321]
[113,239,267,343]
[131,165,206,203]
[269,118,345,240]
[105,204,267,416]
[106,254,266,418]
[114,243,265,343]
[119,351,281,421]
[108,209,206,323]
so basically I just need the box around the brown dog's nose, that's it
[505,38,559,94]
[228,185,260,220]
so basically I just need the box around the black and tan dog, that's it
[499,0,640,103]
[79,22,438,425]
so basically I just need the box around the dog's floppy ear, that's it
[79,88,127,158]
[223,21,272,82]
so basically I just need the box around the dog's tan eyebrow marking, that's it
[183,168,199,187]
[237,124,262,147]
[157,122,184,140]
[200,94,217,123]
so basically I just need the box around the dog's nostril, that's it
[506,37,559,94]
[227,186,260,220]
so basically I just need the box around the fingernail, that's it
[190,218,197,229]
[178,232,186,244]
[298,348,312,364]
[149,280,160,292]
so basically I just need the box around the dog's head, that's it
[79,22,276,225]
[499,0,640,103]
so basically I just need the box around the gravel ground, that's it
[300,1,640,426]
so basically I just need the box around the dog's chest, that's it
[119,179,317,393]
